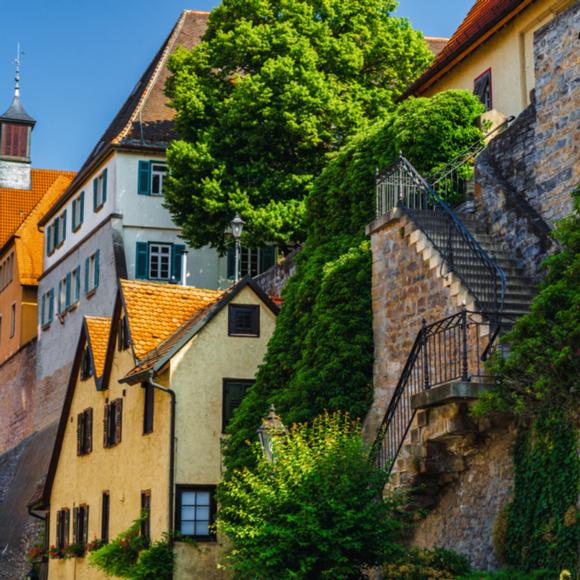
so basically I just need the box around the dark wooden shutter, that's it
[94,250,100,288]
[83,506,89,546]
[114,398,123,444]
[64,509,70,547]
[171,244,186,282]
[227,246,235,279]
[260,246,276,273]
[93,178,98,211]
[138,161,151,195]
[136,242,149,279]
[56,511,62,548]
[77,412,83,456]
[103,403,110,447]
[102,169,108,204]
[72,507,78,544]
[143,383,154,434]
[101,493,110,543]
[86,408,93,453]
[223,381,250,430]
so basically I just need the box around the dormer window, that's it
[0,123,30,159]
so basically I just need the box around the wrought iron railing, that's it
[373,309,490,473]
[376,155,506,327]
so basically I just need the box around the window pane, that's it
[180,521,194,535]
[196,491,210,506]
[195,506,210,520]
[195,522,209,536]
[181,506,196,520]
[181,492,197,506]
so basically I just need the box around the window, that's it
[135,242,186,283]
[103,398,123,448]
[58,210,67,246]
[73,505,89,548]
[56,508,70,550]
[0,123,30,158]
[138,160,168,196]
[227,245,276,280]
[41,289,54,327]
[474,68,492,111]
[80,348,93,381]
[228,304,260,337]
[143,383,154,435]
[118,316,130,351]
[140,491,151,544]
[72,266,81,304]
[77,408,93,456]
[176,486,216,540]
[9,303,15,338]
[58,276,67,314]
[0,252,14,291]
[101,492,110,544]
[223,379,254,432]
[148,243,172,281]
[72,192,85,231]
[93,169,108,211]
[85,251,100,294]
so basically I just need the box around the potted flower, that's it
[63,543,85,558]
[48,545,63,559]
[26,545,45,563]
[87,538,105,552]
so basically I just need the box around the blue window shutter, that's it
[65,272,72,308]
[171,244,186,283]
[62,211,67,242]
[93,179,98,211]
[40,295,45,325]
[102,169,108,204]
[74,266,81,302]
[80,191,85,224]
[72,200,77,230]
[135,242,148,279]
[259,246,276,273]
[48,289,54,321]
[94,250,100,288]
[138,161,151,195]
[227,246,235,279]
[85,258,90,293]
[54,217,60,247]
[46,227,51,256]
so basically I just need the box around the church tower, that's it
[0,44,36,189]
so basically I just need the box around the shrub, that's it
[131,536,175,580]
[382,547,471,579]
[218,412,405,578]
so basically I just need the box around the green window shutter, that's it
[84,258,90,293]
[65,272,72,308]
[136,242,149,279]
[46,226,51,256]
[72,200,77,230]
[48,289,54,321]
[223,381,251,430]
[138,161,151,195]
[102,169,108,204]
[80,191,85,224]
[75,266,81,301]
[259,246,276,273]
[94,250,100,288]
[93,179,98,211]
[62,211,67,242]
[40,294,45,325]
[227,246,235,279]
[54,217,60,247]
[171,244,186,283]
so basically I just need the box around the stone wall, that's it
[474,2,578,279]
[254,245,301,298]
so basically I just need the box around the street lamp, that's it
[256,404,287,463]
[231,214,245,283]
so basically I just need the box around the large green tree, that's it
[165,0,433,249]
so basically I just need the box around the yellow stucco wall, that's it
[48,348,171,580]
[422,0,574,118]
[170,286,277,578]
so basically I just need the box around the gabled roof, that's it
[85,316,112,378]
[41,10,209,226]
[403,0,535,98]
[0,169,75,250]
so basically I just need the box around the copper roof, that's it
[120,279,223,360]
[403,0,534,97]
[0,169,75,250]
[85,317,112,378]
[41,10,209,225]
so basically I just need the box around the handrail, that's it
[372,309,490,473]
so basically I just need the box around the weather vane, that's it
[14,42,23,98]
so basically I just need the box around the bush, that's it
[382,547,471,579]
[131,537,175,580]
[218,412,405,578]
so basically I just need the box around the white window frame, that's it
[87,254,97,292]
[150,163,168,196]
[58,277,67,314]
[95,173,106,209]
[73,193,84,231]
[148,243,172,280]
[72,267,81,305]
[41,291,53,326]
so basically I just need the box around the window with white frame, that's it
[93,170,107,211]
[151,163,168,196]
[58,277,67,314]
[148,244,171,280]
[85,251,100,294]
[41,289,54,326]
[72,266,81,304]
[72,192,85,231]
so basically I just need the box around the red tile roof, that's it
[404,0,535,97]
[41,10,209,225]
[85,317,112,378]
[0,169,75,249]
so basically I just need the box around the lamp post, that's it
[256,404,287,463]
[231,214,245,283]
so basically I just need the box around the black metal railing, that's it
[373,309,490,473]
[376,155,506,328]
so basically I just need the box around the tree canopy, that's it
[164,0,433,250]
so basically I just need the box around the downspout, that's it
[146,372,176,541]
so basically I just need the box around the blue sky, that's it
[0,0,474,171]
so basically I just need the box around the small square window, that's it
[474,68,492,111]
[223,379,254,432]
[176,486,216,541]
[148,244,172,280]
[228,304,260,337]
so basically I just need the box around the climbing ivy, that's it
[223,90,485,473]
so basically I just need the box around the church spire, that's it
[14,42,22,99]
[0,42,35,126]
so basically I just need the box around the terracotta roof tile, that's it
[0,169,75,249]
[404,0,532,96]
[120,279,223,360]
[85,316,112,378]
[425,36,449,57]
